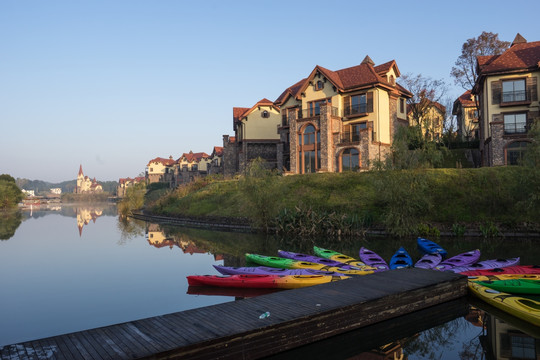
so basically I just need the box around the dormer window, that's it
[315,81,324,91]
[389,75,395,85]
[261,110,270,118]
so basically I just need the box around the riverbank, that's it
[141,167,540,238]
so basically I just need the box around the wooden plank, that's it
[1,269,467,360]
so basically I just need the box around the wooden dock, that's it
[0,268,467,360]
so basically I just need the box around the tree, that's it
[0,174,24,209]
[451,31,510,91]
[401,73,448,140]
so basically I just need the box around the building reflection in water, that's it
[478,309,539,360]
[145,223,223,261]
[76,207,103,236]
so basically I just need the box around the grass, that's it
[144,166,538,235]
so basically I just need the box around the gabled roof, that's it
[456,90,476,107]
[233,107,250,122]
[179,151,210,163]
[274,78,307,105]
[212,146,224,157]
[477,35,540,75]
[147,157,175,167]
[407,100,446,115]
[234,98,280,122]
[296,57,411,97]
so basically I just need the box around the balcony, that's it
[339,131,361,144]
[344,104,367,117]
[299,106,339,120]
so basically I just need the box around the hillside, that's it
[16,178,118,195]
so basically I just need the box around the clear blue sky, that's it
[1,0,539,183]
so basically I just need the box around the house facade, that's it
[453,90,479,140]
[472,34,540,166]
[225,99,282,174]
[146,157,176,185]
[274,56,412,174]
[117,176,145,197]
[407,101,446,141]
[175,151,211,184]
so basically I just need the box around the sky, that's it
[1,1,540,183]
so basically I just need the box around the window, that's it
[315,80,324,90]
[344,94,369,116]
[308,99,330,117]
[191,164,198,171]
[261,110,270,118]
[400,98,405,113]
[341,148,359,171]
[298,124,320,173]
[504,113,527,134]
[507,141,529,165]
[182,165,188,172]
[351,123,366,141]
[502,79,526,102]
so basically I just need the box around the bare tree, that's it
[401,73,448,139]
[451,31,510,91]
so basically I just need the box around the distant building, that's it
[453,90,479,140]
[117,177,145,197]
[50,188,62,195]
[75,165,103,194]
[22,189,35,196]
[146,156,176,186]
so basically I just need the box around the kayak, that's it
[416,237,447,258]
[474,279,540,295]
[450,258,520,273]
[389,247,413,269]
[277,250,362,270]
[312,246,372,270]
[186,274,348,289]
[213,265,350,277]
[245,254,374,275]
[461,265,540,276]
[468,281,540,326]
[359,247,390,271]
[433,250,481,271]
[414,253,442,269]
[467,274,540,282]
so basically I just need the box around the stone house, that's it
[472,34,540,166]
[453,90,479,141]
[175,151,211,185]
[146,157,176,186]
[225,99,282,174]
[274,56,412,173]
[117,176,145,197]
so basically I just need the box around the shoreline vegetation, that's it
[126,164,539,239]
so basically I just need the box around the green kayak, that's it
[313,246,369,269]
[245,253,373,275]
[475,279,540,295]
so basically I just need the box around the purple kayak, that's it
[433,249,481,271]
[213,265,349,277]
[359,247,390,271]
[277,250,362,270]
[414,253,442,269]
[448,257,521,273]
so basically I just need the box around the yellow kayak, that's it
[467,274,540,282]
[468,281,540,326]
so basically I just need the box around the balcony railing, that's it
[339,131,361,143]
[300,106,339,119]
[344,104,367,116]
[504,122,528,135]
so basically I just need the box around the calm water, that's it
[0,204,538,359]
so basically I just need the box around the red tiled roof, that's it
[478,38,540,74]
[456,90,476,107]
[212,146,224,157]
[407,100,446,115]
[274,78,307,105]
[180,151,210,163]
[233,107,250,122]
[234,98,280,122]
[147,157,176,167]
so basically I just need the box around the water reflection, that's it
[0,211,22,240]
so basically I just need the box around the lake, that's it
[0,204,538,359]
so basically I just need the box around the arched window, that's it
[298,124,320,173]
[341,148,359,172]
[506,141,529,165]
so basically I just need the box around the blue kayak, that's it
[389,247,413,269]
[417,237,447,258]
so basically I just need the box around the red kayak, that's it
[187,274,346,289]
[460,265,540,276]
